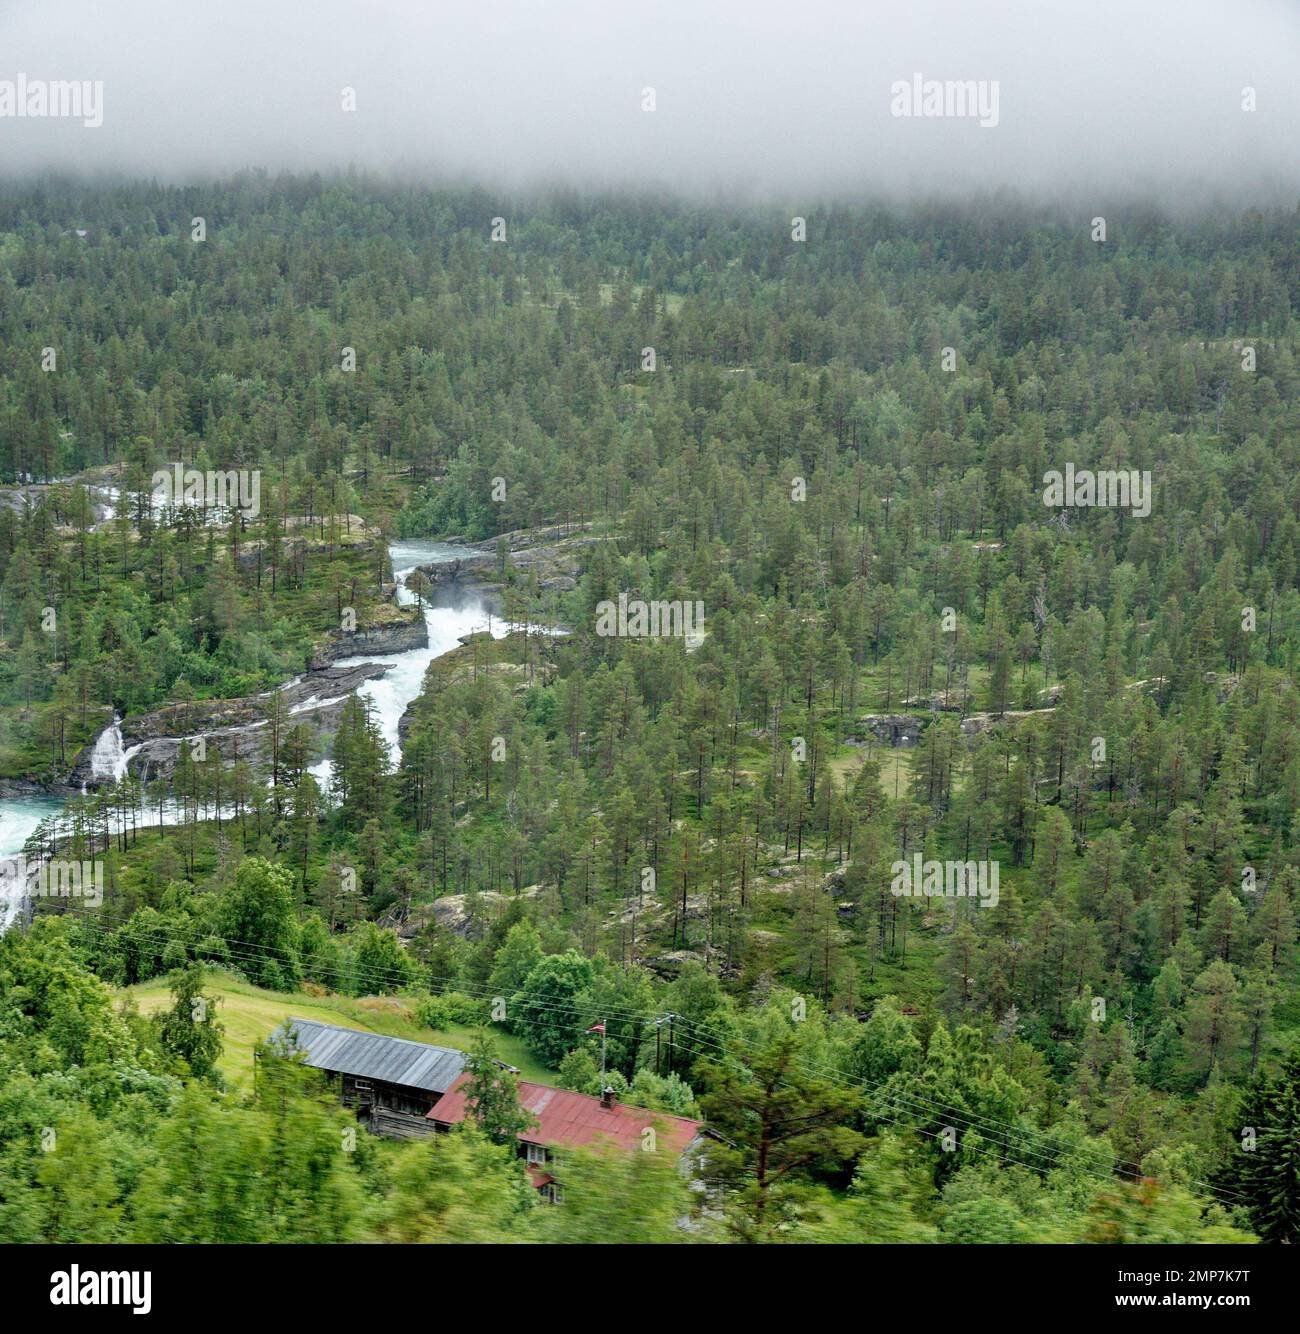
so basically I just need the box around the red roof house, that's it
[427,1076,703,1201]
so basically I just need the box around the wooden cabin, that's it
[273,1018,468,1139]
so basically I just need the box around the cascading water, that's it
[89,715,131,784]
[308,540,499,786]
[0,859,26,933]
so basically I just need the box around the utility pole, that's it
[652,1013,676,1075]
[653,1012,678,1077]
[587,1021,607,1079]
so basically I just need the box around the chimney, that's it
[599,1086,616,1110]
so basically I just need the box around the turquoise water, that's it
[0,794,62,860]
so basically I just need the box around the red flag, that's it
[587,1023,606,1034]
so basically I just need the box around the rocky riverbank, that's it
[0,778,80,799]
[66,661,393,788]
[308,609,428,668]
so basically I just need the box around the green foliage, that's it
[367,1126,535,1243]
[528,1139,697,1243]
[347,921,418,995]
[461,1031,538,1147]
[154,964,223,1081]
[213,857,301,991]
[699,1021,867,1240]
[511,951,596,1066]
[415,990,488,1030]
[5,180,1300,1244]
[1218,1044,1300,1243]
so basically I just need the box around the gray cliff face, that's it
[307,616,428,668]
[0,778,77,798]
[67,662,391,788]
[853,702,1062,749]
[856,715,926,747]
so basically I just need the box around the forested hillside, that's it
[1,178,1299,1243]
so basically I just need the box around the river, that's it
[307,538,494,783]
[0,538,496,919]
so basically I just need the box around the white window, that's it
[526,1142,548,1166]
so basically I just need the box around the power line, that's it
[37,903,1251,1212]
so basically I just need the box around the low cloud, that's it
[0,0,1296,202]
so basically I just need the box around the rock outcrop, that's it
[416,523,601,599]
[398,886,544,939]
[68,662,391,787]
[856,714,926,746]
[308,613,427,668]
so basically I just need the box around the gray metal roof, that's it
[278,1019,467,1093]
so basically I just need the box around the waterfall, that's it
[0,859,27,933]
[306,540,493,786]
[89,715,131,784]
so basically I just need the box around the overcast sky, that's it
[1,0,1297,203]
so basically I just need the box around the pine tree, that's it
[1218,1044,1300,1243]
